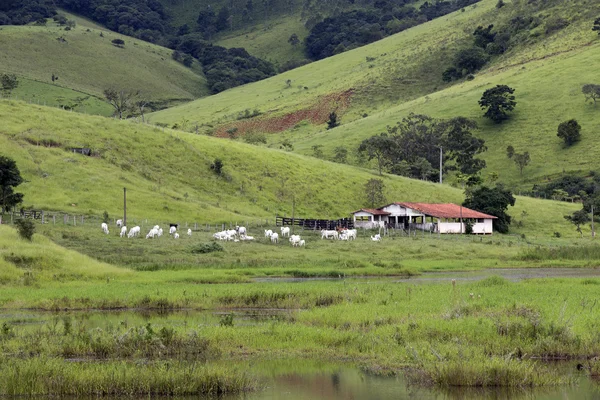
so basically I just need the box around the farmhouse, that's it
[352,203,496,234]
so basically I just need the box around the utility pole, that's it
[439,146,443,184]
[291,194,295,234]
[123,187,127,227]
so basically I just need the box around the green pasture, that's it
[0,18,208,112]
[216,15,309,67]
[0,100,582,235]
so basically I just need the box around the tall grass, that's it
[0,357,257,396]
[520,245,600,261]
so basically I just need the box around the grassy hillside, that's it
[150,0,600,189]
[0,100,580,238]
[0,14,209,116]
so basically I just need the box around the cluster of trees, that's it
[443,14,541,82]
[0,74,19,97]
[357,113,487,181]
[175,34,276,93]
[0,0,56,25]
[463,184,515,233]
[0,156,24,214]
[305,0,479,60]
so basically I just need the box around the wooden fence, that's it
[275,215,354,230]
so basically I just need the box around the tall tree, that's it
[513,151,530,176]
[0,73,18,97]
[443,117,486,175]
[357,133,395,176]
[593,17,600,35]
[364,178,385,209]
[582,84,600,105]
[326,111,340,130]
[0,156,24,213]
[564,209,590,237]
[479,85,516,123]
[463,184,516,233]
[103,88,138,119]
[557,119,581,146]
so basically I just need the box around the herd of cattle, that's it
[100,221,383,244]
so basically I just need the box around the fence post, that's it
[41,211,45,224]
[74,215,76,226]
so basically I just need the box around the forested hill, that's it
[0,0,276,93]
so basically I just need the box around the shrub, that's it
[557,119,581,146]
[102,211,109,224]
[15,218,35,241]
[210,158,224,175]
[191,242,224,254]
[111,39,125,47]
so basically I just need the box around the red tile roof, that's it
[392,203,497,219]
[352,208,391,216]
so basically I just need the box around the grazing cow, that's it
[101,223,109,235]
[236,226,247,237]
[127,226,141,238]
[371,234,381,242]
[289,234,301,246]
[157,228,163,237]
[270,232,279,243]
[264,229,273,238]
[146,228,159,239]
[120,226,127,238]
[174,233,180,239]
[241,235,254,241]
[280,226,290,237]
[321,230,338,240]
[169,226,177,235]
[299,239,305,247]
[116,219,123,228]
[187,228,192,236]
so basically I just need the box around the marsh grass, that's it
[0,357,256,396]
[520,245,600,261]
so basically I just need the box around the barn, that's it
[352,202,496,234]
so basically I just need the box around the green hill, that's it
[0,100,579,239]
[149,0,600,190]
[0,13,209,116]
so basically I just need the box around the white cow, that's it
[127,226,141,238]
[236,226,247,237]
[280,226,290,237]
[146,228,159,239]
[169,226,177,235]
[264,229,273,238]
[174,233,180,239]
[120,226,127,238]
[187,228,192,236]
[270,232,279,243]
[101,223,109,234]
[289,234,301,246]
[321,230,338,240]
[116,219,123,228]
[153,225,160,231]
[371,234,381,242]
[344,229,357,240]
[157,228,163,237]
[339,233,349,241]
[299,239,305,247]
[241,235,254,241]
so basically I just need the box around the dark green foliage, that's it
[333,146,348,163]
[479,85,516,123]
[280,139,293,151]
[463,184,516,233]
[288,33,300,46]
[326,111,339,130]
[219,313,234,327]
[210,158,224,175]
[0,156,24,213]
[464,219,473,234]
[102,211,109,224]
[564,209,590,236]
[305,0,479,60]
[191,242,224,254]
[243,132,267,145]
[311,145,324,158]
[592,17,600,35]
[0,74,18,97]
[557,119,581,146]
[182,55,194,67]
[454,47,488,74]
[111,38,125,48]
[582,84,600,105]
[506,145,514,159]
[364,178,386,209]
[15,218,35,241]
[473,25,496,49]
[532,174,600,199]
[0,0,56,25]
[358,114,486,181]
[513,151,530,176]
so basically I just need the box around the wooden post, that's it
[41,211,44,224]
[123,187,127,228]
[53,214,56,225]
[74,215,76,226]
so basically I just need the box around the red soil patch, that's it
[215,89,354,137]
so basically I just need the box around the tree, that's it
[506,145,514,159]
[210,158,224,175]
[582,84,600,105]
[111,38,125,47]
[280,139,293,151]
[311,145,324,158]
[103,88,138,119]
[364,178,385,209]
[454,47,488,74]
[0,73,18,97]
[357,133,394,176]
[513,151,530,176]
[463,184,516,233]
[326,111,339,130]
[0,156,24,213]
[479,85,516,123]
[15,218,35,241]
[443,117,486,175]
[333,146,348,163]
[557,119,581,146]
[564,209,590,237]
[593,17,600,35]
[473,25,495,49]
[288,33,300,46]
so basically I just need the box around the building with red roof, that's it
[351,202,496,234]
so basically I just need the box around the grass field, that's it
[149,0,600,190]
[0,100,582,234]
[0,14,209,114]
